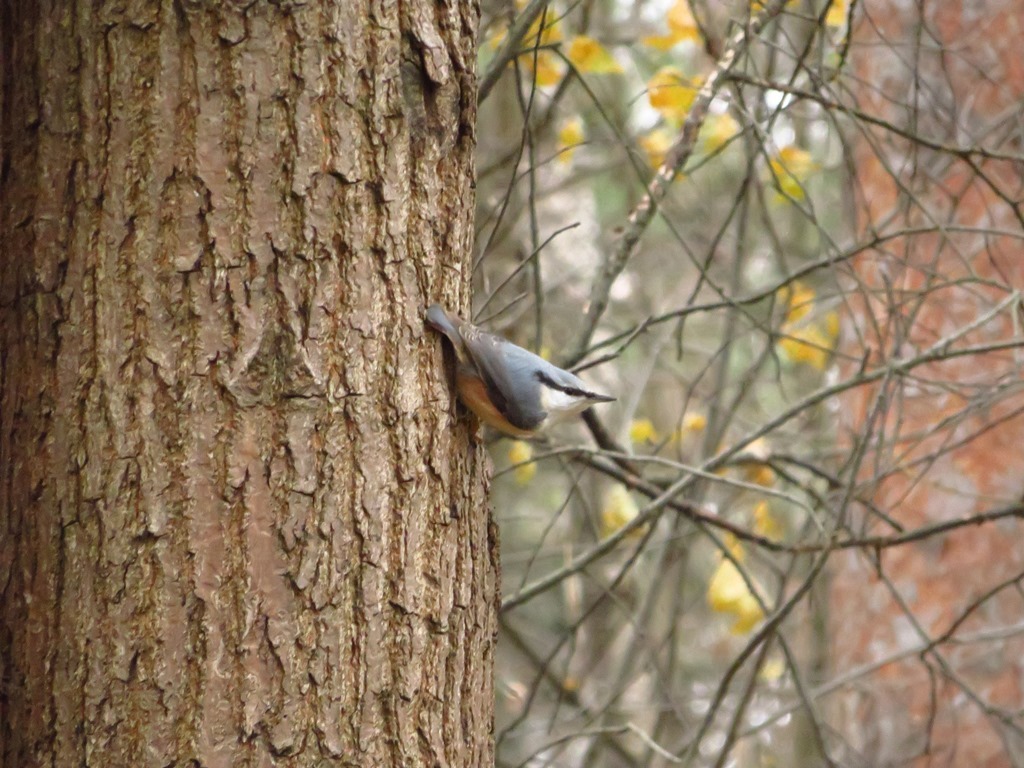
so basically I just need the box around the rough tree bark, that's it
[0,1,495,766]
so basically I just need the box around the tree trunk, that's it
[833,2,1024,765]
[0,2,494,766]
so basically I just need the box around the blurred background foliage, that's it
[469,0,1024,765]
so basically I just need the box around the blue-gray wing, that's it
[460,328,548,432]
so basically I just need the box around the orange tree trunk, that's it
[834,2,1024,765]
[0,1,495,766]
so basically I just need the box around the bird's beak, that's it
[587,392,616,404]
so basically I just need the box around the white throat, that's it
[540,386,590,422]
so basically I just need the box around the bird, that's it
[426,304,615,437]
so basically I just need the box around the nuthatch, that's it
[426,304,615,437]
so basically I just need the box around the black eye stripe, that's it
[536,371,556,387]
[537,371,590,398]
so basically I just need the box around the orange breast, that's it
[456,372,535,438]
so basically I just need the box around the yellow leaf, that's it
[769,144,817,201]
[523,51,564,87]
[776,286,838,369]
[639,127,675,168]
[737,436,770,462]
[737,438,775,486]
[670,411,707,443]
[778,323,832,370]
[729,595,765,634]
[751,0,798,10]
[666,0,701,42]
[745,463,776,487]
[825,0,848,27]
[780,280,816,323]
[508,440,536,485]
[779,144,816,174]
[483,26,507,52]
[707,543,765,635]
[567,35,622,74]
[601,483,644,539]
[642,0,701,51]
[557,117,585,163]
[525,13,562,47]
[701,113,740,153]
[760,657,786,681]
[648,67,699,123]
[825,310,840,340]
[630,417,660,445]
[641,33,682,52]
[753,500,783,540]
[683,412,707,432]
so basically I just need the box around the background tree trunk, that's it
[0,2,494,766]
[833,2,1024,765]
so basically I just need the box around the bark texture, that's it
[0,1,494,766]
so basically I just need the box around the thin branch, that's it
[563,0,792,366]
[479,0,551,104]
